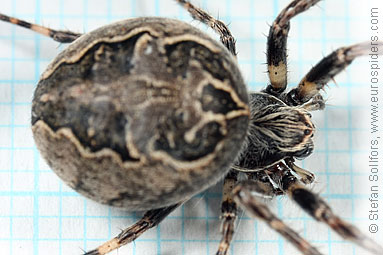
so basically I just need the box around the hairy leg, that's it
[0,13,81,43]
[216,171,238,255]
[84,203,181,255]
[175,0,237,56]
[285,41,383,106]
[216,168,287,255]
[275,162,383,255]
[265,0,321,95]
[233,179,322,255]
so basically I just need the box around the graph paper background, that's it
[0,0,382,254]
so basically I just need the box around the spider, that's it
[0,0,381,255]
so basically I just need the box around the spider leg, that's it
[285,157,315,184]
[265,0,321,95]
[277,163,383,255]
[246,170,284,197]
[216,169,286,255]
[84,203,181,255]
[175,0,236,56]
[233,179,323,255]
[285,41,383,106]
[216,171,238,255]
[0,13,81,43]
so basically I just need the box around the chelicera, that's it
[1,0,382,254]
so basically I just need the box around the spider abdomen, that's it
[31,17,250,210]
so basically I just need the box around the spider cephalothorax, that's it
[235,92,315,171]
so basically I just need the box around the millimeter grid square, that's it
[0,0,382,254]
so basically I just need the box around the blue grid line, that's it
[58,1,64,253]
[0,213,373,221]
[0,13,371,22]
[9,1,16,254]
[205,196,209,255]
[344,1,356,254]
[32,0,41,254]
[181,204,185,255]
[320,1,332,254]
[0,238,361,245]
[0,190,373,199]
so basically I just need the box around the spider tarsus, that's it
[83,249,101,255]
[346,41,383,58]
[328,217,383,255]
[51,30,82,43]
[0,12,81,43]
[175,0,237,56]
